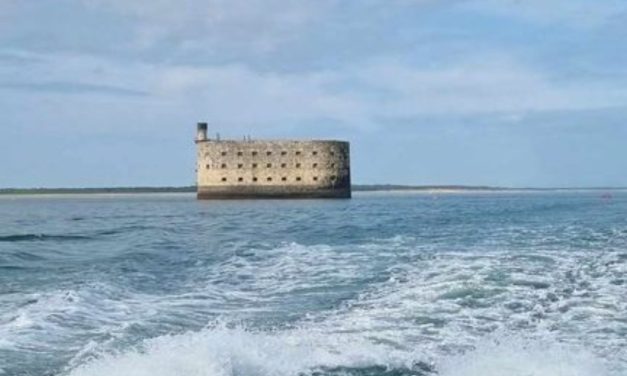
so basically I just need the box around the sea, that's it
[0,191,626,376]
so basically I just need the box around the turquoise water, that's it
[0,191,626,375]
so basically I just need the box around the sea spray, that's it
[65,325,421,376]
[439,335,617,376]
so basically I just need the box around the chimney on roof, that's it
[196,122,208,142]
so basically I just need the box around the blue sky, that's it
[1,0,626,188]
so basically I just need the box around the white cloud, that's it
[81,0,333,53]
[350,56,627,115]
[147,55,627,126]
[3,50,627,133]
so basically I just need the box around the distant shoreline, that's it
[0,185,625,196]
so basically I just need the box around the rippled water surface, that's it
[1,191,626,376]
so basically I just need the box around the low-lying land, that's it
[0,185,624,195]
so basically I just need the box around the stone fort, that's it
[195,123,351,199]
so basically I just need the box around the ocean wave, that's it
[65,325,424,376]
[64,327,624,376]
[304,244,627,365]
[3,192,627,376]
[0,226,160,243]
[439,335,622,376]
[5,237,626,372]
[0,234,91,242]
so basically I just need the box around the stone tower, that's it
[195,123,351,199]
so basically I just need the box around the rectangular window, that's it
[331,163,336,168]
[237,151,243,156]
[266,151,272,156]
[238,177,243,182]
[267,177,272,181]
[312,151,318,156]
[312,163,318,168]
[295,151,301,156]
[330,151,335,156]
[252,163,258,168]
[221,177,227,182]
[296,177,302,181]
[313,176,318,181]
[331,175,337,181]
[221,163,227,168]
[238,164,243,168]
[221,151,227,156]
[266,163,272,168]
[253,177,258,182]
[252,151,258,156]
[281,177,287,181]
[296,163,301,168]
[206,164,210,169]
[281,163,287,168]
[281,151,287,156]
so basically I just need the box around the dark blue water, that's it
[1,192,626,376]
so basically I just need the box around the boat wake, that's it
[66,326,622,376]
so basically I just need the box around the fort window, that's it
[330,151,335,156]
[281,177,287,181]
[221,151,227,156]
[313,176,318,181]
[312,163,318,168]
[295,151,302,156]
[206,164,210,169]
[253,177,258,182]
[238,177,244,182]
[237,151,243,156]
[296,163,301,168]
[331,175,337,181]
[296,177,302,181]
[221,163,227,169]
[221,177,227,182]
[267,177,272,181]
[281,163,287,168]
[312,151,318,156]
[252,151,258,156]
[331,163,336,168]
[252,163,258,168]
[237,163,243,168]
[281,151,287,156]
[266,163,272,168]
[266,151,272,156]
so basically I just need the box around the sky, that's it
[1,0,626,188]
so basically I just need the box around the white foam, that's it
[4,238,627,374]
[65,325,626,376]
[439,335,622,376]
[66,325,417,376]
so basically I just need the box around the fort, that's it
[195,123,351,199]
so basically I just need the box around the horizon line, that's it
[1,184,626,194]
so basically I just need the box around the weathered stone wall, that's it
[196,140,351,199]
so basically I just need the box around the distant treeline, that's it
[0,185,500,195]
[0,185,624,195]
[0,186,196,195]
[351,184,504,191]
